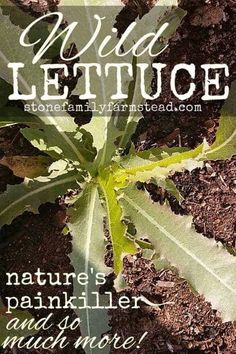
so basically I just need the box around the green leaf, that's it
[0,170,79,226]
[157,178,183,202]
[80,116,121,168]
[68,184,111,353]
[0,300,36,345]
[203,81,236,160]
[120,185,236,322]
[59,2,127,107]
[115,144,205,185]
[0,9,88,164]
[98,170,136,274]
[60,2,185,166]
[118,146,190,170]
[118,4,186,150]
[60,3,128,168]
[21,124,95,163]
[136,146,190,161]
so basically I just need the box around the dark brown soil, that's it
[0,0,236,353]
[173,158,236,248]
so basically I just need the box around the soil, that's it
[0,0,236,353]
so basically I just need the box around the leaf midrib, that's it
[83,186,97,340]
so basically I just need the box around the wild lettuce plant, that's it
[0,0,235,348]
